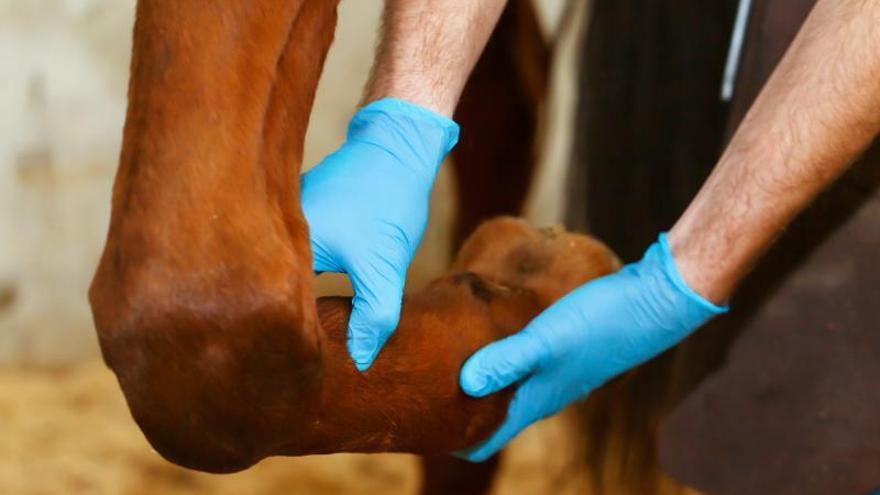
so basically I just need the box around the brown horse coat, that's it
[89,0,613,475]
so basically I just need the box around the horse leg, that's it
[419,454,501,495]
[449,0,549,251]
[92,0,619,478]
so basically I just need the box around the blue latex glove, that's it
[301,98,459,371]
[457,233,727,461]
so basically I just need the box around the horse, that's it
[87,0,576,488]
[88,1,724,493]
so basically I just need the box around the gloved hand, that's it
[301,98,459,371]
[457,234,727,461]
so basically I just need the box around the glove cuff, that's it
[348,98,460,179]
[657,232,729,316]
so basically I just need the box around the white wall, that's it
[0,0,134,365]
[0,0,580,366]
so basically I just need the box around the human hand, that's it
[457,234,727,461]
[301,98,459,371]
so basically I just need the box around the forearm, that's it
[363,0,508,117]
[668,0,880,304]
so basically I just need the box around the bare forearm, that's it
[363,0,508,117]
[669,0,880,304]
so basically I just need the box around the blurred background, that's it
[0,0,590,493]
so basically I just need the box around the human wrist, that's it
[363,81,459,118]
[664,225,736,306]
[656,233,729,317]
[361,0,503,119]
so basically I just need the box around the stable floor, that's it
[0,362,589,495]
